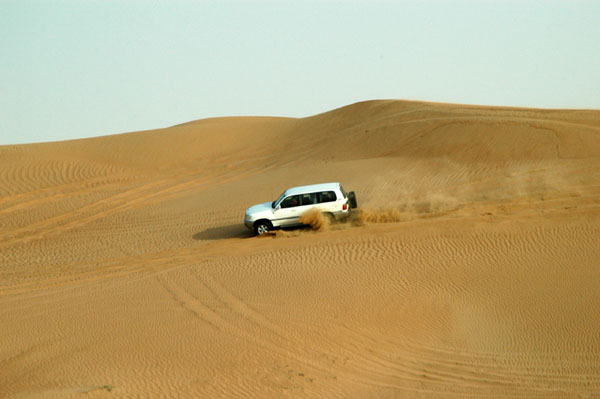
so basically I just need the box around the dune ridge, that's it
[1,100,599,398]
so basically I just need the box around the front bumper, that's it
[244,217,254,229]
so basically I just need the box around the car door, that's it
[273,195,301,226]
[295,193,318,222]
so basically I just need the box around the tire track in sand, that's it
[155,270,451,395]
[163,266,529,396]
[189,225,600,397]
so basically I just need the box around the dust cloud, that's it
[298,208,330,231]
[293,191,462,234]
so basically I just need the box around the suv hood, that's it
[246,201,274,218]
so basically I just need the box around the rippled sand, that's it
[1,100,599,398]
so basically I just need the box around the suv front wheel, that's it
[254,220,272,235]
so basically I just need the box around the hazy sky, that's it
[1,0,599,145]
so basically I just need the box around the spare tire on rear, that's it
[348,191,358,209]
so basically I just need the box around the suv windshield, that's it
[273,191,286,208]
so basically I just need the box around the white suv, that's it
[244,182,357,235]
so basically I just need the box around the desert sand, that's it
[1,100,599,398]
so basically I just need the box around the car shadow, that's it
[193,224,255,241]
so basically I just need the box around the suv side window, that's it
[319,191,337,203]
[280,195,300,208]
[300,193,318,206]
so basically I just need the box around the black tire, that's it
[254,220,271,235]
[348,191,358,209]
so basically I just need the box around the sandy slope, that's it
[1,100,599,398]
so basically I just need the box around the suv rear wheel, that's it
[324,212,336,224]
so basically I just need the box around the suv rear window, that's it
[339,185,347,198]
[318,191,337,203]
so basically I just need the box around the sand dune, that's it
[1,100,599,398]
